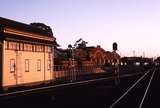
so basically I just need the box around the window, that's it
[16,43,20,50]
[36,45,44,52]
[10,59,15,73]
[24,43,32,51]
[25,59,29,72]
[45,46,52,52]
[8,41,17,50]
[32,45,36,52]
[47,60,51,70]
[20,43,24,51]
[37,59,41,71]
[5,41,8,49]
[7,41,21,50]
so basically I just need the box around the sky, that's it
[1,0,160,57]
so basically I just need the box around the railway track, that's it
[0,72,144,99]
[110,67,160,108]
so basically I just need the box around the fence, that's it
[53,65,117,83]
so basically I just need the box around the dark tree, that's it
[77,40,88,48]
[68,44,72,49]
[30,22,53,35]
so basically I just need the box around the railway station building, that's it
[0,17,55,89]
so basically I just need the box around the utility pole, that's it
[133,50,135,57]
[143,51,145,58]
[68,39,82,82]
[112,42,120,85]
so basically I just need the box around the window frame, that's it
[5,41,8,49]
[8,41,17,50]
[25,59,29,72]
[47,59,51,70]
[20,43,24,51]
[10,59,15,73]
[37,59,41,71]
[36,45,44,52]
[24,43,33,51]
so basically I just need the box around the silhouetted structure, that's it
[113,42,118,51]
[121,57,153,66]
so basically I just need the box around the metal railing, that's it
[53,65,117,83]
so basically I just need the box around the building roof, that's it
[83,46,95,52]
[0,17,54,38]
[121,57,152,62]
[54,48,70,60]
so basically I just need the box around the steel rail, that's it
[109,69,151,108]
[139,68,156,108]
[0,72,142,98]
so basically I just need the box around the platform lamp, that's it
[68,44,74,65]
[113,42,118,52]
[112,42,120,85]
[112,42,118,65]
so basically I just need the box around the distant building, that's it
[105,51,121,66]
[54,40,121,74]
[74,45,121,66]
[0,17,55,89]
[74,45,106,66]
[121,57,153,66]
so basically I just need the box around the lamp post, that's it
[112,42,120,85]
[67,38,84,82]
[68,38,82,67]
[68,44,74,66]
[68,44,75,82]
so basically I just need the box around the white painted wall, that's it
[2,40,54,87]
